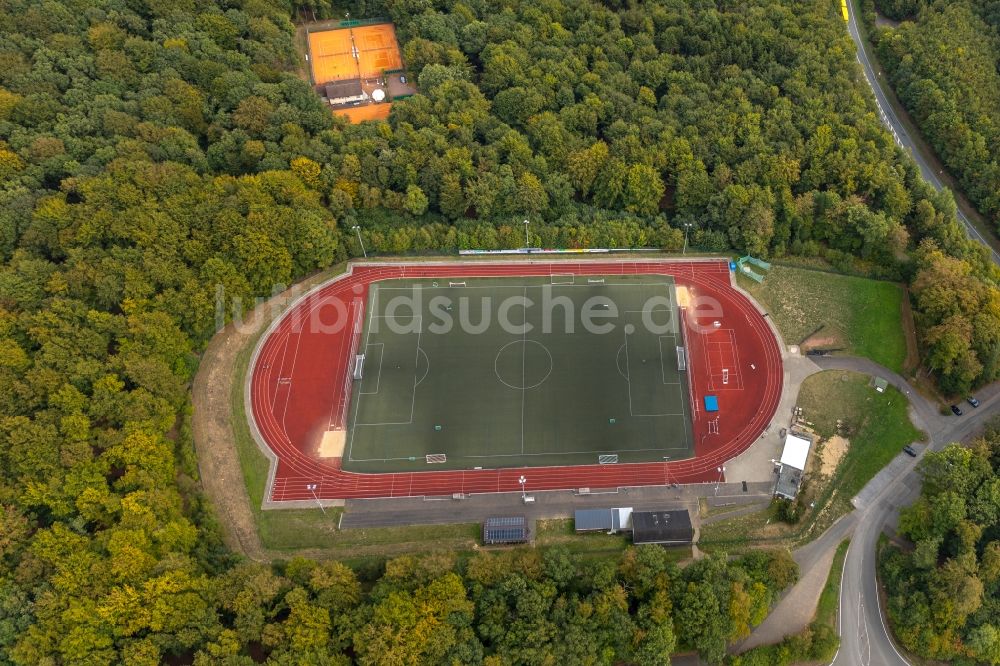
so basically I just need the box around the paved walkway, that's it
[341,480,776,529]
[737,513,857,651]
[725,352,820,482]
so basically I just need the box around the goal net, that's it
[333,304,365,429]
[426,453,447,464]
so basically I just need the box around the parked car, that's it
[903,445,917,457]
[399,74,407,84]
[967,396,980,408]
[951,404,963,416]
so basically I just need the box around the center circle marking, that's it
[494,340,554,390]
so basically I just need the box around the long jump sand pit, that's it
[318,429,347,458]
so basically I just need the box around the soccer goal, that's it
[598,454,619,464]
[551,274,574,285]
[426,453,447,464]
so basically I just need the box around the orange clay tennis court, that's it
[335,104,392,122]
[354,25,403,77]
[307,24,402,84]
[307,29,355,83]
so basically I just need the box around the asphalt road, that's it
[834,3,1000,663]
[815,357,1000,666]
[844,0,1000,265]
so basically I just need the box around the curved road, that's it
[811,357,1000,666]
[828,4,1000,663]
[844,0,1000,265]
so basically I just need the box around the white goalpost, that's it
[334,304,365,429]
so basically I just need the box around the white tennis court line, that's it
[358,343,384,395]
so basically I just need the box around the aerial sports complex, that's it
[247,259,783,502]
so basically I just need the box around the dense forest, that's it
[0,0,997,661]
[870,0,1000,226]
[879,426,1000,664]
[860,0,1000,393]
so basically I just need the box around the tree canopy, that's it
[880,425,1000,664]
[0,0,997,661]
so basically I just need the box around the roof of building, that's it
[325,79,363,99]
[574,507,633,532]
[780,432,812,471]
[631,510,693,545]
[775,465,803,499]
[482,515,528,545]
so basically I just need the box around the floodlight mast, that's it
[306,483,326,515]
[714,466,726,496]
[519,475,527,500]
[523,219,530,249]
[352,225,367,258]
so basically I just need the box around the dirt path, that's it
[191,264,350,561]
[900,286,919,374]
[192,311,268,560]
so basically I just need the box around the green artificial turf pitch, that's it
[342,274,694,472]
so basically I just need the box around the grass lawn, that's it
[797,370,923,499]
[815,539,850,628]
[700,371,922,548]
[739,264,907,372]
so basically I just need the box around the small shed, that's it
[482,515,529,545]
[873,377,888,393]
[775,431,813,500]
[631,510,694,545]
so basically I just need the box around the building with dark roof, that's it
[482,515,529,545]
[631,510,693,545]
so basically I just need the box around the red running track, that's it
[248,260,783,502]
